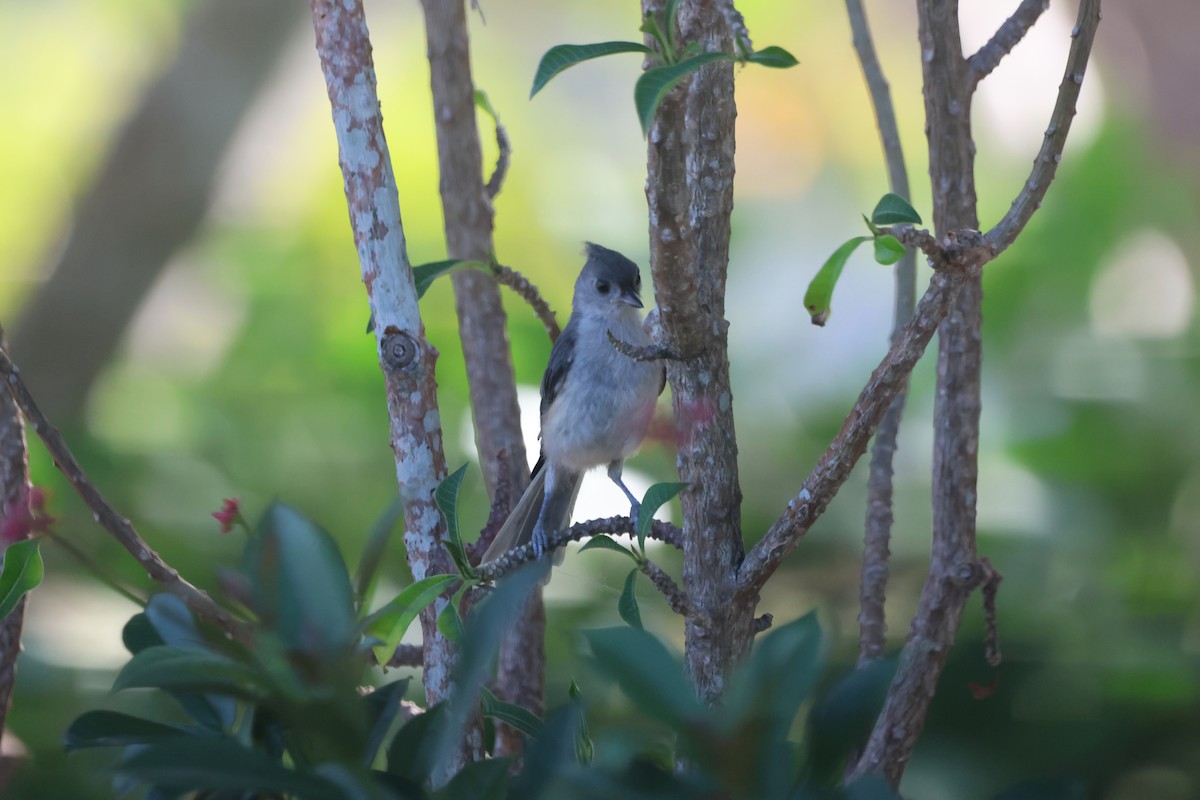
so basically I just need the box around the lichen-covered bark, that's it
[0,325,29,740]
[309,0,457,728]
[643,0,753,704]
[417,0,541,754]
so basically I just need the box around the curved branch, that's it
[738,245,988,594]
[485,120,511,199]
[0,345,251,642]
[476,515,684,581]
[967,0,1049,87]
[983,0,1102,256]
[640,559,692,616]
[490,262,561,341]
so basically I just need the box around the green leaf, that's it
[243,503,357,657]
[122,612,163,655]
[113,646,268,700]
[725,611,823,733]
[663,0,682,54]
[435,464,476,579]
[513,706,581,798]
[639,14,672,63]
[143,594,238,731]
[873,235,906,265]
[530,42,652,98]
[64,711,189,751]
[473,89,498,122]
[583,627,705,729]
[432,561,548,775]
[387,703,444,785]
[870,192,922,225]
[803,236,871,327]
[116,737,342,799]
[363,574,458,664]
[579,534,638,562]
[412,259,487,299]
[438,756,513,800]
[0,539,43,620]
[618,569,643,630]
[480,686,543,738]
[569,680,593,765]
[436,601,465,645]
[363,677,412,767]
[636,482,687,550]
[746,46,799,68]
[635,52,734,135]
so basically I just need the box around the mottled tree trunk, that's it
[0,325,30,743]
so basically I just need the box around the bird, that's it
[482,243,665,564]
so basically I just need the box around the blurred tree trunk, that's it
[11,0,303,423]
[417,0,542,756]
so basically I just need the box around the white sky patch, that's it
[24,579,142,671]
[1090,229,1195,340]
[1051,329,1146,402]
[960,0,1104,158]
[977,455,1053,536]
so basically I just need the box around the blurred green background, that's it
[1,0,1198,797]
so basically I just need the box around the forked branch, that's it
[968,0,1050,87]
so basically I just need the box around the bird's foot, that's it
[531,523,549,559]
[628,499,641,533]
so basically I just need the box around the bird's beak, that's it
[615,289,643,309]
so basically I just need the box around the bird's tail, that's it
[481,460,580,565]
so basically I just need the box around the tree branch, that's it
[485,119,511,199]
[983,0,1102,256]
[737,244,988,593]
[417,0,535,758]
[640,559,692,616]
[967,0,1049,87]
[607,330,682,362]
[490,262,561,341]
[0,345,251,642]
[309,0,458,728]
[844,0,917,666]
[476,515,684,581]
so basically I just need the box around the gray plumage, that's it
[482,243,664,564]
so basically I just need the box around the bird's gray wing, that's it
[540,319,578,420]
[480,459,579,566]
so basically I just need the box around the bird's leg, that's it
[607,460,641,529]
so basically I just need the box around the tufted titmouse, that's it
[482,243,665,563]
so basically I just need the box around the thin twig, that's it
[967,0,1049,87]
[0,346,251,642]
[980,557,1003,667]
[477,515,684,581]
[607,330,682,362]
[844,0,917,667]
[387,643,425,669]
[490,262,561,341]
[982,0,1101,256]
[485,121,510,200]
[640,559,692,616]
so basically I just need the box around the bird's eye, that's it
[634,275,641,289]
[595,279,611,294]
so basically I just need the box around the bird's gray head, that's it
[574,243,644,314]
